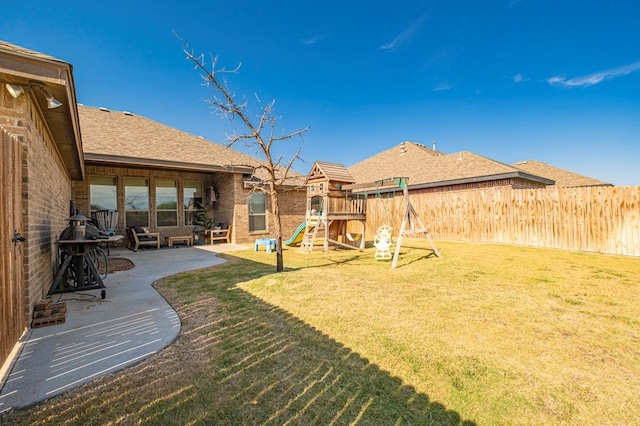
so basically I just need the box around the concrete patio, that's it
[0,243,248,413]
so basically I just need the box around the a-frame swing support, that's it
[388,177,441,269]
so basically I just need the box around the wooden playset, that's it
[299,162,440,268]
[300,162,367,252]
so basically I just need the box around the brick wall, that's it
[211,172,236,231]
[410,177,547,195]
[278,187,307,238]
[78,165,307,245]
[230,180,307,243]
[1,89,73,323]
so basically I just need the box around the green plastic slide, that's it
[284,221,308,246]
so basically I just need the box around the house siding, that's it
[410,177,547,195]
[278,188,308,238]
[1,90,73,323]
[211,172,237,232]
[233,183,307,242]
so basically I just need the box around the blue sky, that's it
[2,0,639,185]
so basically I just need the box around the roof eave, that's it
[84,153,254,174]
[243,180,305,190]
[0,48,84,180]
[352,171,555,194]
[561,182,614,188]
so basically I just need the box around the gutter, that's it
[84,153,254,174]
[243,180,306,190]
[351,171,555,194]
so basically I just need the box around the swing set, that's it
[370,177,441,269]
[300,162,439,268]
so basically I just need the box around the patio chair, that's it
[204,223,232,244]
[126,226,160,251]
[94,210,119,235]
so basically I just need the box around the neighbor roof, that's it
[513,160,611,187]
[347,141,553,190]
[78,105,304,185]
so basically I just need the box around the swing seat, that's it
[346,232,362,242]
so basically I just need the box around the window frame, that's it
[89,175,117,216]
[156,179,178,227]
[248,191,268,233]
[124,177,150,228]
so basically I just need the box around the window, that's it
[89,176,117,215]
[156,180,177,227]
[248,192,267,232]
[124,178,149,227]
[184,181,203,226]
[310,196,323,215]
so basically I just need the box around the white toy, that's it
[374,225,393,260]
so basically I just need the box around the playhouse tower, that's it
[301,161,367,252]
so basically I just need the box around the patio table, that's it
[255,238,277,253]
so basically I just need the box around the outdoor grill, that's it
[49,215,107,299]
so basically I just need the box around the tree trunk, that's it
[269,182,284,272]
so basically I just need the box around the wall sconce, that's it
[5,83,24,98]
[5,83,63,109]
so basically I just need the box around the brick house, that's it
[0,41,84,370]
[74,105,306,244]
[0,40,306,374]
[347,141,610,194]
[512,160,611,188]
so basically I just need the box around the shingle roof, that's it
[0,40,67,63]
[78,105,304,184]
[348,141,549,187]
[513,160,611,187]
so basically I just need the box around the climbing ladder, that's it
[299,216,320,253]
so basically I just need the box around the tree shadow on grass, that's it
[394,247,439,268]
[2,255,475,425]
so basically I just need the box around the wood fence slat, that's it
[365,185,640,256]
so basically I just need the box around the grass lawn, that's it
[3,240,639,425]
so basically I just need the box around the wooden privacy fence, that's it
[1,128,25,368]
[366,186,640,256]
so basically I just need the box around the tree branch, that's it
[177,33,310,272]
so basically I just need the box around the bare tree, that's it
[179,37,308,272]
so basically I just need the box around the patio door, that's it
[0,129,25,369]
